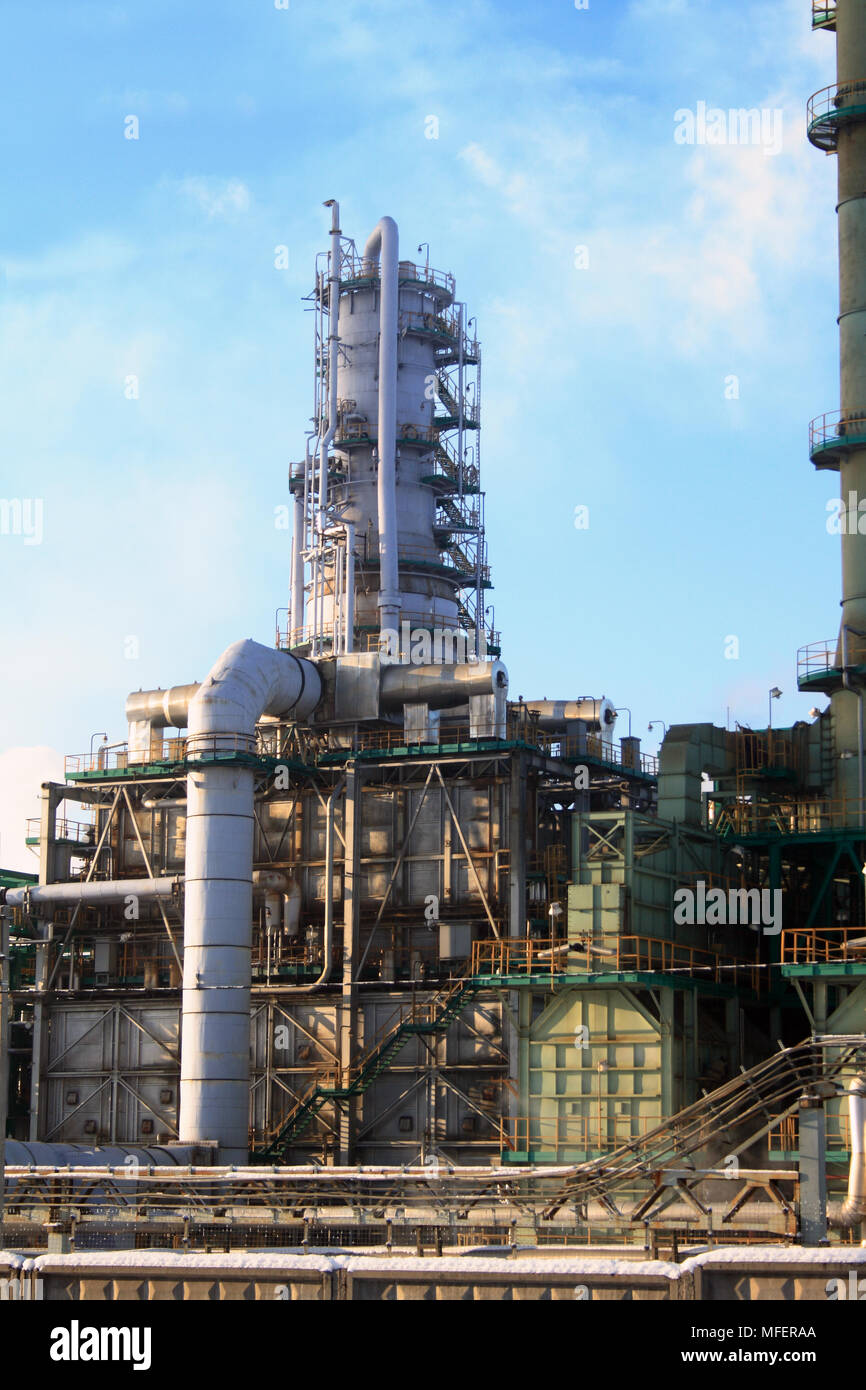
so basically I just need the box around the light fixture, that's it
[768,687,782,729]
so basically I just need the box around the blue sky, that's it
[0,0,843,866]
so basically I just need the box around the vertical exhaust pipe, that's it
[831,1075,866,1230]
[363,217,401,642]
[178,639,320,1163]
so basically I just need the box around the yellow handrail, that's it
[781,925,866,964]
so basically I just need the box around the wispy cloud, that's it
[177,177,251,219]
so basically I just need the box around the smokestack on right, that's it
[804,1,866,813]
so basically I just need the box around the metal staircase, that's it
[258,973,482,1159]
[426,436,480,494]
[434,372,478,430]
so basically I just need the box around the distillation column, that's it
[291,210,489,659]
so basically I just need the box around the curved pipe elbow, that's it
[363,216,398,268]
[829,1196,866,1229]
[187,639,321,744]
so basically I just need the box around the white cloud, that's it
[456,81,829,355]
[178,177,251,219]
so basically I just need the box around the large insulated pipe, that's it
[363,216,401,640]
[831,1075,866,1229]
[126,685,201,730]
[380,660,507,712]
[179,640,321,1164]
[3,877,180,908]
[318,200,341,532]
[523,699,617,734]
[126,683,200,762]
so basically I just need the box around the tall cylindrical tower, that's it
[804,1,866,805]
[288,206,494,661]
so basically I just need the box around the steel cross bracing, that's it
[258,971,483,1159]
[544,1035,866,1216]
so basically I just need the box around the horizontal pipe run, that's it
[3,877,181,908]
[125,684,201,731]
[523,699,617,733]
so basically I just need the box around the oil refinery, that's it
[2,0,866,1311]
